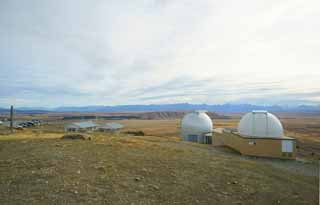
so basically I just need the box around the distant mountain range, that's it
[0,103,320,114]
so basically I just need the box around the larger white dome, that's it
[181,111,213,138]
[238,110,284,138]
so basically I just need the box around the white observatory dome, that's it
[181,111,213,142]
[238,110,284,138]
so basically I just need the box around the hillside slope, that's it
[0,131,317,204]
[138,111,228,120]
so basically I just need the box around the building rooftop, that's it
[98,122,124,130]
[68,121,98,128]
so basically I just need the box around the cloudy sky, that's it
[0,0,319,107]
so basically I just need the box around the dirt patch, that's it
[124,131,145,136]
[61,134,91,140]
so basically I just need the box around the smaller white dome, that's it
[181,111,213,139]
[238,110,284,138]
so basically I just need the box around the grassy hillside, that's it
[0,130,317,204]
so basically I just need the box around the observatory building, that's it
[181,111,213,144]
[238,110,283,138]
[213,111,296,159]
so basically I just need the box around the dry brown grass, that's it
[118,119,180,137]
[0,110,319,205]
[0,131,317,204]
[2,111,319,158]
[279,115,320,158]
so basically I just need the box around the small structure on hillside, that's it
[30,119,41,126]
[64,121,98,132]
[213,110,296,159]
[181,110,213,144]
[97,122,124,132]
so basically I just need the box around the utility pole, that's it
[10,105,14,133]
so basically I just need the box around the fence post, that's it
[10,105,14,133]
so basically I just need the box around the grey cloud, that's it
[128,77,288,103]
[0,0,319,107]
